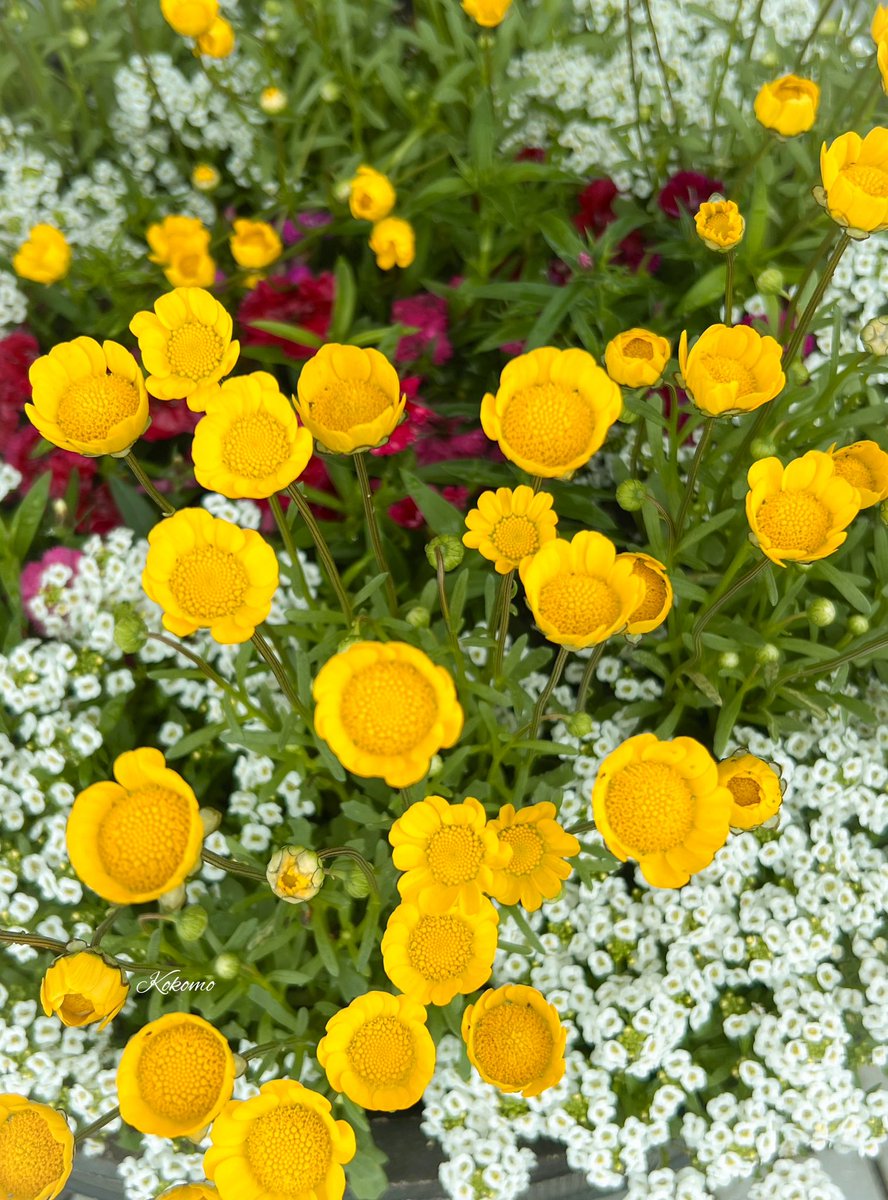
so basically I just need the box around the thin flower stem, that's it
[251,629,310,721]
[491,569,515,681]
[0,930,67,953]
[269,494,310,604]
[123,452,175,517]
[641,0,676,128]
[526,646,570,742]
[286,484,353,622]
[672,418,716,554]
[75,1107,120,1144]
[575,644,605,713]
[565,818,597,835]
[795,0,835,68]
[688,556,771,668]
[90,908,121,948]
[530,475,544,494]
[624,0,654,190]
[436,547,468,692]
[318,847,380,899]
[724,250,735,326]
[201,849,266,882]
[648,496,677,545]
[709,0,745,141]
[775,633,888,687]
[731,134,771,197]
[242,1035,309,1062]
[147,633,267,724]
[784,226,835,332]
[353,453,397,615]
[783,231,851,369]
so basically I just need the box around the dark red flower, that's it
[5,426,98,498]
[658,171,724,219]
[516,147,546,162]
[238,268,335,360]
[0,330,39,440]
[392,294,452,367]
[388,496,425,529]
[574,177,619,237]
[143,398,199,442]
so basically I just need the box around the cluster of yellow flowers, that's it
[347,163,416,270]
[160,0,235,59]
[147,212,283,290]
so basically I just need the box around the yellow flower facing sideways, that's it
[13,223,71,285]
[754,74,820,137]
[197,15,235,57]
[463,485,558,574]
[604,328,671,388]
[617,551,673,635]
[369,216,416,270]
[296,342,406,454]
[874,4,888,42]
[160,0,218,38]
[0,1094,74,1200]
[40,951,129,1030]
[462,985,566,1098]
[820,128,888,236]
[746,450,860,566]
[678,323,785,416]
[487,801,580,912]
[318,991,436,1112]
[829,439,888,507]
[229,218,282,270]
[461,0,513,26]
[481,346,622,478]
[147,215,215,289]
[348,164,396,222]
[694,198,745,252]
[717,753,784,830]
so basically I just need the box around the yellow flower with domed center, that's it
[381,892,499,1006]
[462,0,513,26]
[520,530,644,650]
[66,747,203,904]
[616,552,673,635]
[197,15,235,57]
[487,802,579,912]
[369,217,416,270]
[204,1079,355,1200]
[591,732,733,889]
[161,0,218,37]
[26,337,149,457]
[118,1012,235,1138]
[463,486,558,574]
[142,508,279,643]
[130,287,239,409]
[678,323,784,417]
[13,224,71,285]
[389,794,510,913]
[313,641,463,787]
[604,328,671,388]
[348,165,396,222]
[820,128,888,236]
[754,75,819,137]
[40,951,128,1030]
[694,199,745,252]
[159,1187,218,1200]
[462,985,566,1097]
[0,1095,74,1200]
[192,371,313,499]
[829,440,888,508]
[295,343,406,454]
[165,250,217,289]
[229,219,282,270]
[317,991,436,1112]
[746,451,860,566]
[481,347,622,478]
[717,753,783,831]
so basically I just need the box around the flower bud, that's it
[761,50,779,68]
[232,1053,248,1078]
[566,712,594,738]
[214,952,240,980]
[320,80,341,102]
[618,403,641,425]
[200,807,222,836]
[332,179,353,204]
[426,535,465,572]
[65,938,88,954]
[881,499,888,527]
[718,650,740,669]
[259,86,287,114]
[405,605,431,629]
[616,479,647,512]
[191,163,221,192]
[263,25,281,42]
[427,753,444,778]
[848,615,870,636]
[267,845,325,903]
[749,439,777,460]
[789,360,809,386]
[67,26,89,47]
[40,951,128,1030]
[755,643,780,665]
[176,905,208,943]
[113,604,148,654]
[158,883,187,912]
[756,267,784,295]
[344,864,371,898]
[861,316,888,356]
[263,0,283,14]
[807,597,836,627]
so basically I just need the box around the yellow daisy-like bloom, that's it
[348,165,396,222]
[205,1079,355,1200]
[486,802,580,912]
[197,15,235,57]
[389,794,510,913]
[678,323,785,417]
[313,641,463,787]
[461,0,513,26]
[820,128,888,236]
[40,951,129,1031]
[463,486,558,574]
[13,224,71,285]
[520,530,644,650]
[603,328,671,388]
[317,991,436,1112]
[746,451,860,567]
[717,753,784,831]
[26,337,149,457]
[694,199,745,252]
[129,287,239,409]
[0,1095,74,1200]
[229,219,282,271]
[118,1012,235,1138]
[159,1186,218,1199]
[480,347,622,479]
[142,508,279,643]
[829,440,888,508]
[161,0,218,37]
[66,747,203,904]
[295,343,406,454]
[192,164,221,191]
[166,251,217,289]
[754,75,820,137]
[381,892,499,1006]
[591,732,733,889]
[147,214,210,266]
[462,985,566,1098]
[369,217,416,270]
[192,371,313,500]
[617,552,673,635]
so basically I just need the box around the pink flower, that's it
[393,294,452,366]
[21,547,83,632]
[238,268,335,360]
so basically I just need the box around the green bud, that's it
[332,179,352,203]
[718,651,740,670]
[848,615,870,636]
[214,953,240,980]
[320,80,341,103]
[263,0,283,14]
[200,807,222,836]
[789,361,809,386]
[264,24,281,42]
[113,603,148,654]
[820,18,837,35]
[344,864,372,899]
[756,267,784,295]
[426,535,465,572]
[616,479,647,513]
[158,883,186,912]
[807,598,836,627]
[405,605,431,629]
[566,712,594,738]
[749,439,777,461]
[862,316,888,356]
[427,753,444,778]
[881,499,888,527]
[65,938,88,953]
[761,50,779,69]
[337,633,362,652]
[755,643,780,665]
[618,403,641,425]
[176,905,208,943]
[67,26,88,46]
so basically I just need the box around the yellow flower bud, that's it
[160,0,218,38]
[694,199,745,252]
[820,128,888,236]
[369,216,415,270]
[13,223,71,285]
[229,218,282,270]
[348,164,396,222]
[40,951,129,1030]
[259,86,287,114]
[191,163,221,191]
[266,846,325,903]
[461,0,513,27]
[197,15,235,57]
[754,75,819,138]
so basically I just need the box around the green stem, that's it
[724,250,735,327]
[286,485,353,621]
[75,1107,120,1144]
[491,569,515,681]
[318,847,380,899]
[783,231,851,370]
[775,632,888,687]
[795,0,835,67]
[251,629,310,721]
[0,930,67,953]
[90,908,121,948]
[353,453,397,614]
[672,418,716,553]
[201,848,266,882]
[575,644,605,713]
[123,452,175,517]
[641,0,676,128]
[526,646,570,741]
[624,0,656,192]
[147,633,267,724]
[731,134,772,197]
[784,226,835,333]
[269,494,310,604]
[242,1035,309,1062]
[436,547,468,691]
[688,556,771,667]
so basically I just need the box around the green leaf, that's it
[400,468,463,535]
[249,320,324,348]
[814,558,871,613]
[329,257,357,342]
[10,471,51,560]
[108,474,157,539]
[164,722,227,760]
[713,687,746,757]
[677,265,726,316]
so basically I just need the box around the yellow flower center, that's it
[537,574,621,636]
[173,252,205,280]
[490,514,540,563]
[755,490,830,552]
[702,212,735,238]
[604,761,695,855]
[776,82,808,101]
[347,1015,416,1087]
[0,1109,65,1200]
[166,321,225,382]
[278,867,314,896]
[727,776,763,808]
[842,163,888,198]
[833,454,874,491]
[56,374,140,443]
[624,337,654,359]
[501,383,595,469]
[499,824,544,876]
[426,825,485,886]
[59,992,96,1022]
[97,784,193,894]
[168,546,249,620]
[407,913,474,982]
[309,379,392,432]
[136,1022,228,1126]
[629,561,667,624]
[471,1001,554,1087]
[244,1104,331,1195]
[700,353,757,397]
[221,411,291,479]
[339,661,438,756]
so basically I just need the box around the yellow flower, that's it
[480,347,622,478]
[694,199,745,252]
[192,163,221,191]
[147,215,210,266]
[591,732,733,888]
[874,5,888,42]
[678,323,784,417]
[348,164,396,222]
[0,1095,74,1200]
[381,892,499,1006]
[129,287,240,408]
[40,951,128,1030]
[118,1012,235,1138]
[604,328,671,388]
[369,217,416,270]
[295,342,406,454]
[463,486,558,574]
[486,802,579,912]
[461,0,513,26]
[66,747,203,904]
[820,128,888,236]
[717,753,783,830]
[166,251,217,288]
[317,991,436,1112]
[746,450,860,566]
[462,985,566,1097]
[142,508,279,643]
[192,371,313,499]
[617,552,673,635]
[520,530,644,650]
[204,1079,355,1200]
[266,845,325,903]
[160,0,218,37]
[13,224,71,285]
[197,15,235,56]
[229,219,282,270]
[829,439,888,508]
[754,75,820,137]
[313,641,463,787]
[159,1187,218,1200]
[879,39,888,96]
[259,86,287,114]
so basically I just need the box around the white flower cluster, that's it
[807,236,888,381]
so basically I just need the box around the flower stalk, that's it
[250,629,310,721]
[286,483,353,621]
[268,493,310,604]
[353,452,398,614]
[75,1106,120,1144]
[123,451,175,517]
